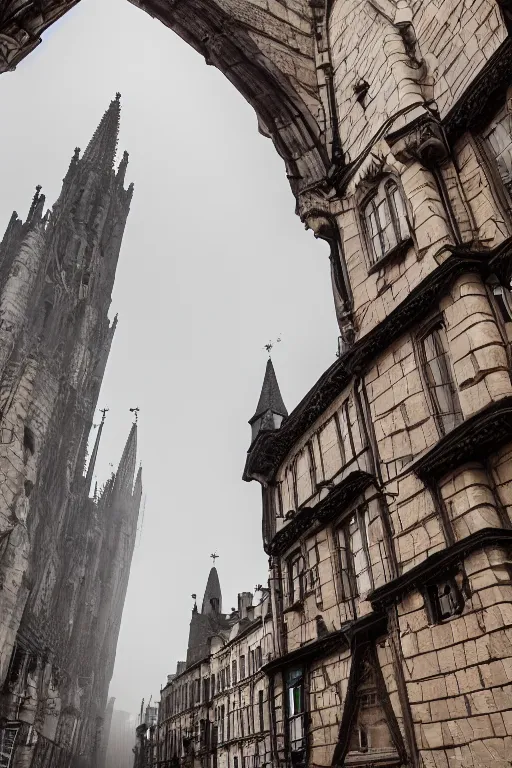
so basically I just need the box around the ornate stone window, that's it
[420,323,462,436]
[286,667,305,760]
[363,178,409,267]
[483,107,512,196]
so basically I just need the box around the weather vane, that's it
[264,335,282,357]
[100,407,109,423]
[210,552,219,565]
[129,407,140,423]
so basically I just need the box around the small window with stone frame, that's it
[239,655,246,680]
[362,176,410,268]
[418,321,462,437]
[425,577,464,624]
[232,659,237,685]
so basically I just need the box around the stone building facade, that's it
[149,570,274,768]
[4,3,512,768]
[0,95,142,768]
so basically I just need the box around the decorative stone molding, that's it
[411,395,512,483]
[386,113,448,168]
[0,1,80,73]
[266,470,374,556]
[370,528,512,611]
[444,38,512,144]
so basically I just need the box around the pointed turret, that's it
[112,421,137,502]
[249,359,288,443]
[201,567,222,615]
[85,409,107,496]
[186,566,228,667]
[81,93,121,172]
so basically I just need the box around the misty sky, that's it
[0,0,337,715]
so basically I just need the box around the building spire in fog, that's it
[82,92,121,171]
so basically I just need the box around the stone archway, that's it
[0,0,336,211]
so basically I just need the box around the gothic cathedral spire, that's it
[81,92,122,171]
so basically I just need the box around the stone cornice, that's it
[263,628,348,674]
[369,528,512,611]
[412,395,512,483]
[262,612,387,674]
[266,470,374,556]
[244,248,502,483]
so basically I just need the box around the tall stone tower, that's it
[0,95,142,768]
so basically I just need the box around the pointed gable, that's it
[332,645,406,767]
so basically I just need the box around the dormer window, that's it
[363,178,409,267]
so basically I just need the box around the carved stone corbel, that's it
[386,114,448,168]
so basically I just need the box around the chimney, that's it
[176,661,186,675]
[167,675,175,685]
[238,592,253,620]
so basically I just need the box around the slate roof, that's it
[250,359,288,424]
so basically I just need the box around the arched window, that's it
[363,178,409,266]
